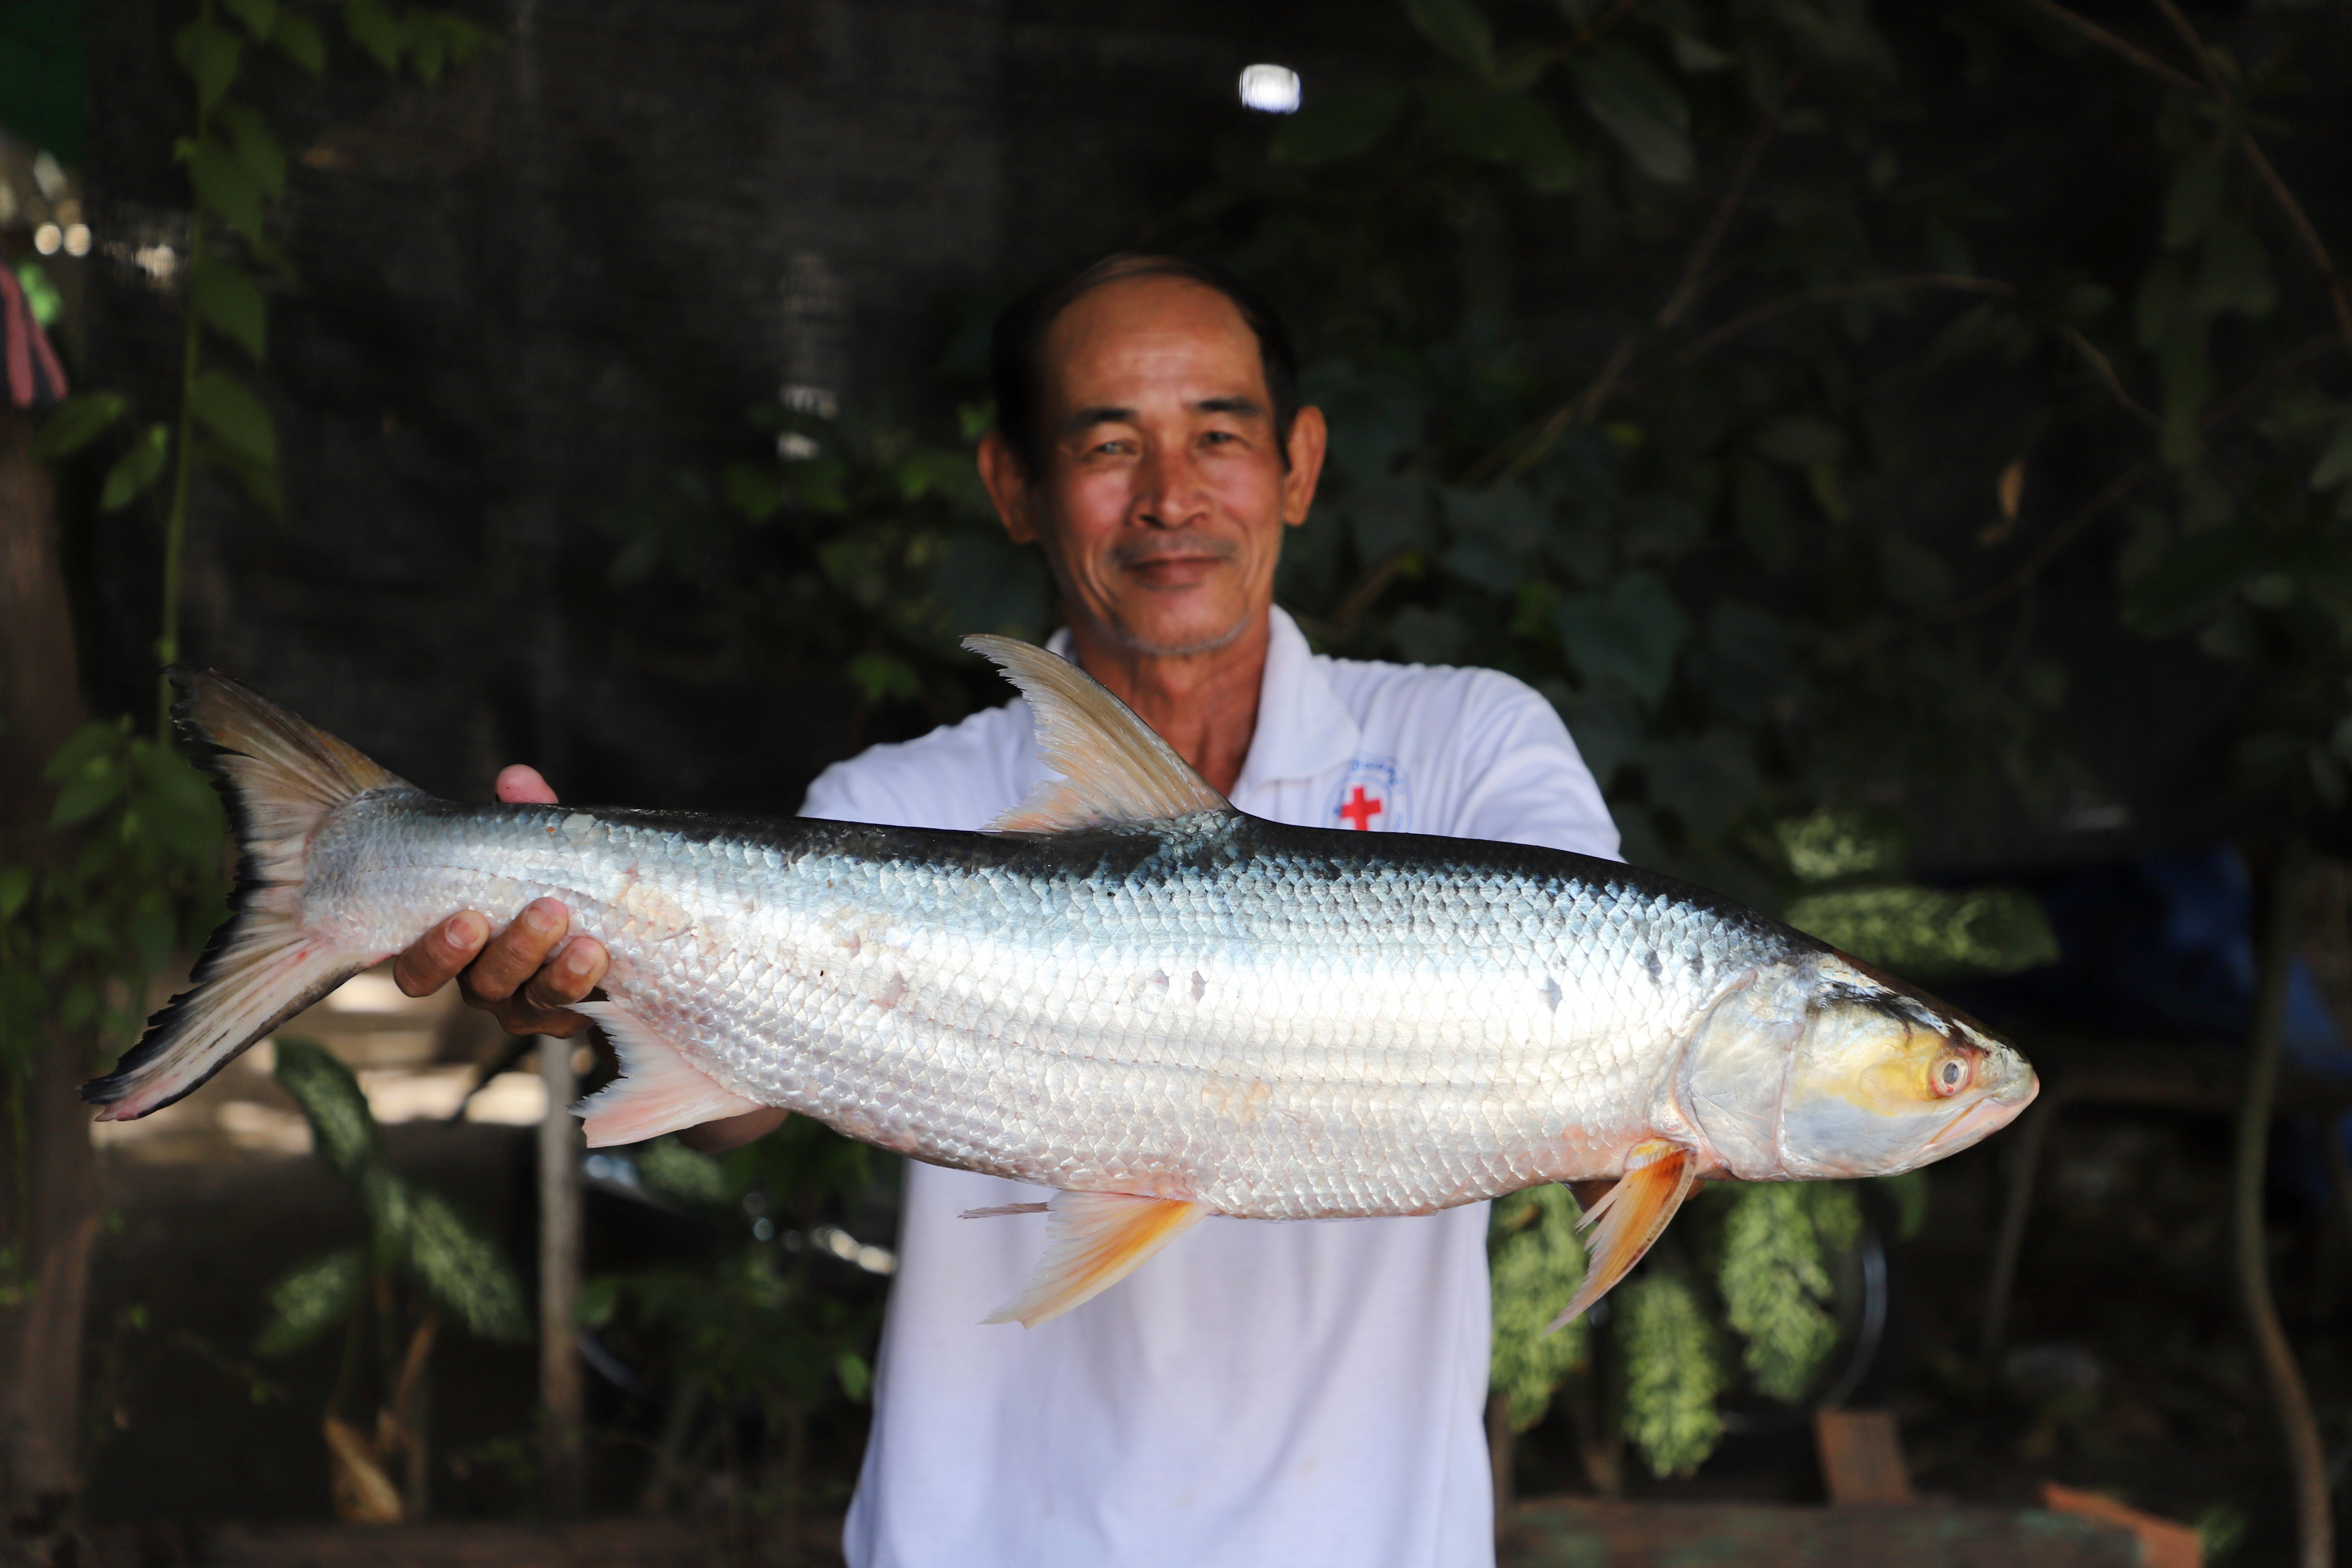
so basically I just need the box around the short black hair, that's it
[989,251,1302,479]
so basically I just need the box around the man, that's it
[395,253,1619,1565]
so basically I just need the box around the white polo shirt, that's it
[804,606,1619,1568]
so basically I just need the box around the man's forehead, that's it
[1041,275,1268,415]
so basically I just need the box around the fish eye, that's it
[1931,1052,1972,1098]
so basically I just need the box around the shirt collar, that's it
[1043,605,1360,801]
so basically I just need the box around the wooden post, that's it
[537,1037,583,1516]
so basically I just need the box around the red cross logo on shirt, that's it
[1338,785,1383,830]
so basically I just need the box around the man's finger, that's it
[497,764,558,805]
[393,911,489,997]
[519,935,610,1014]
[460,898,570,1004]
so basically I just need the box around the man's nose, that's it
[1131,443,1209,527]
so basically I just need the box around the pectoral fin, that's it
[982,1190,1209,1328]
[570,1000,765,1147]
[1545,1140,1698,1334]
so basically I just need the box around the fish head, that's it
[1681,952,2036,1180]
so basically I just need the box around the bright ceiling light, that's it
[1239,64,1301,115]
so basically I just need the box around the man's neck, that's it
[1063,608,1269,797]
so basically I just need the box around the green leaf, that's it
[1424,79,1580,191]
[1873,1171,1929,1242]
[1404,0,1496,81]
[215,104,288,200]
[847,651,921,704]
[1269,91,1396,163]
[1619,1271,1727,1477]
[1488,1184,1587,1431]
[2193,214,2274,319]
[721,462,784,522]
[394,1183,529,1342]
[190,255,268,359]
[188,368,276,468]
[637,1137,735,1207]
[172,17,244,113]
[194,435,286,519]
[1782,885,2061,979]
[2161,139,2228,249]
[274,1037,381,1176]
[1555,570,1692,704]
[342,0,405,71]
[1770,807,1908,884]
[36,392,129,459]
[1751,413,1845,470]
[222,0,278,39]
[183,136,265,240]
[1719,1183,1841,1403]
[47,744,126,828]
[255,1247,363,1355]
[2124,523,2261,634]
[0,866,29,922]
[271,10,326,73]
[2311,420,2352,492]
[1568,44,1692,185]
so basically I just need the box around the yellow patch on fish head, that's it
[1777,955,2036,1179]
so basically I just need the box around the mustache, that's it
[1109,532,1240,570]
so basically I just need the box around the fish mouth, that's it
[1928,1075,2038,1150]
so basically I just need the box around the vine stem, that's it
[2241,838,2332,1568]
[156,0,217,739]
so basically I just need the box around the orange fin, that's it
[982,1190,1209,1328]
[570,1000,764,1147]
[962,635,1233,833]
[1545,1140,1698,1334]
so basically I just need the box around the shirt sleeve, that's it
[1442,672,1622,862]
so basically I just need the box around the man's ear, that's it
[978,431,1040,545]
[1281,406,1329,528]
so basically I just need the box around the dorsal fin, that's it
[963,634,1234,834]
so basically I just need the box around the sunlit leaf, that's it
[1619,1271,1726,1477]
[394,1183,529,1342]
[1488,1184,1587,1431]
[255,1247,363,1355]
[274,1037,381,1177]
[190,255,268,360]
[1782,884,2060,978]
[1719,1182,1842,1403]
[36,392,129,460]
[637,1137,735,1207]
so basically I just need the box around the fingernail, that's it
[445,914,483,947]
[523,901,559,934]
[561,948,593,979]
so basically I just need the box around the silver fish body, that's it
[89,649,2035,1326]
[311,795,1797,1217]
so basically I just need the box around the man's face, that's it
[983,274,1325,658]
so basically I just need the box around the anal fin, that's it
[570,1000,764,1147]
[983,1190,1208,1328]
[1545,1140,1699,1334]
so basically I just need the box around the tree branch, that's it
[2062,328,2164,431]
[2017,0,2202,93]
[1676,274,2015,362]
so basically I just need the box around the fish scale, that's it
[306,795,1798,1221]
[90,651,2035,1329]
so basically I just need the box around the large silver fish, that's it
[87,639,2037,1328]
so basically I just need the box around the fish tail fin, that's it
[1544,1141,1699,1334]
[81,670,414,1121]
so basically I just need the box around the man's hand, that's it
[391,764,612,1038]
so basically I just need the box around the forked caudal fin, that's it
[81,670,417,1121]
[1544,1140,1700,1334]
